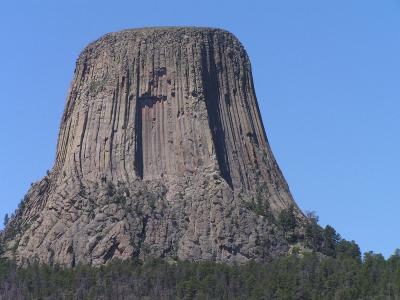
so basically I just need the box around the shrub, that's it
[278,205,297,231]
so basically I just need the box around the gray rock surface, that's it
[2,27,304,266]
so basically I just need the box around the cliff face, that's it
[3,27,303,266]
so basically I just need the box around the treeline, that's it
[1,206,398,299]
[0,249,399,299]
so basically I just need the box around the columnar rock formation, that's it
[2,27,304,266]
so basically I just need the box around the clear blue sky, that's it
[0,0,399,257]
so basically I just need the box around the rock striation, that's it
[2,27,304,266]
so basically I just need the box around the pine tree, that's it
[3,214,9,227]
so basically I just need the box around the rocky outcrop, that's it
[2,27,304,266]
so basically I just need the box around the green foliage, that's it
[106,182,115,197]
[246,200,266,216]
[304,213,324,251]
[300,212,363,264]
[336,239,361,261]
[112,194,127,205]
[278,205,297,231]
[243,193,274,222]
[322,225,340,257]
[0,250,399,299]
[18,197,27,211]
[88,80,104,95]
[0,241,4,257]
[3,214,9,227]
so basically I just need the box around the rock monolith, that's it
[2,27,304,266]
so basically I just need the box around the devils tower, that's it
[2,27,305,267]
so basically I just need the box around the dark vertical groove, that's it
[200,37,233,188]
[78,110,89,176]
[122,69,131,180]
[134,57,144,179]
[109,84,119,176]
